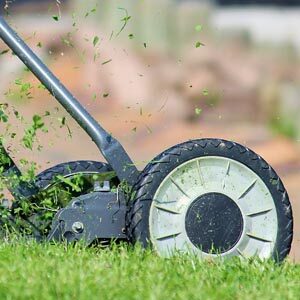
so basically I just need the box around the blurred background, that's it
[0,0,300,260]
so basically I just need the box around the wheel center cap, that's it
[185,192,243,254]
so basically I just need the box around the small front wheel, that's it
[127,139,293,262]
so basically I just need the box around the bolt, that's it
[72,200,83,209]
[72,221,84,234]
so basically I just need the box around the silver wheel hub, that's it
[149,156,278,259]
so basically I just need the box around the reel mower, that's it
[0,16,293,261]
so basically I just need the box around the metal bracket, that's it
[94,181,110,192]
[47,190,127,244]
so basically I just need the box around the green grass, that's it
[0,240,299,300]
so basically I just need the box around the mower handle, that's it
[0,16,138,184]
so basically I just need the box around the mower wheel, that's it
[127,139,293,262]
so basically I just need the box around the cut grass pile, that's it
[0,239,299,300]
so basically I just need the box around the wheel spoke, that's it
[154,199,177,204]
[222,161,231,189]
[154,204,181,215]
[170,177,191,199]
[238,179,257,200]
[246,232,272,243]
[236,248,247,258]
[246,208,273,217]
[196,160,205,186]
[155,232,181,241]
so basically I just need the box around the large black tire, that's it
[127,139,293,262]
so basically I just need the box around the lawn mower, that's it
[0,15,293,261]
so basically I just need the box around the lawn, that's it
[0,240,299,300]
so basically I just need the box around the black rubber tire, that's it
[127,139,293,262]
[35,160,113,191]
